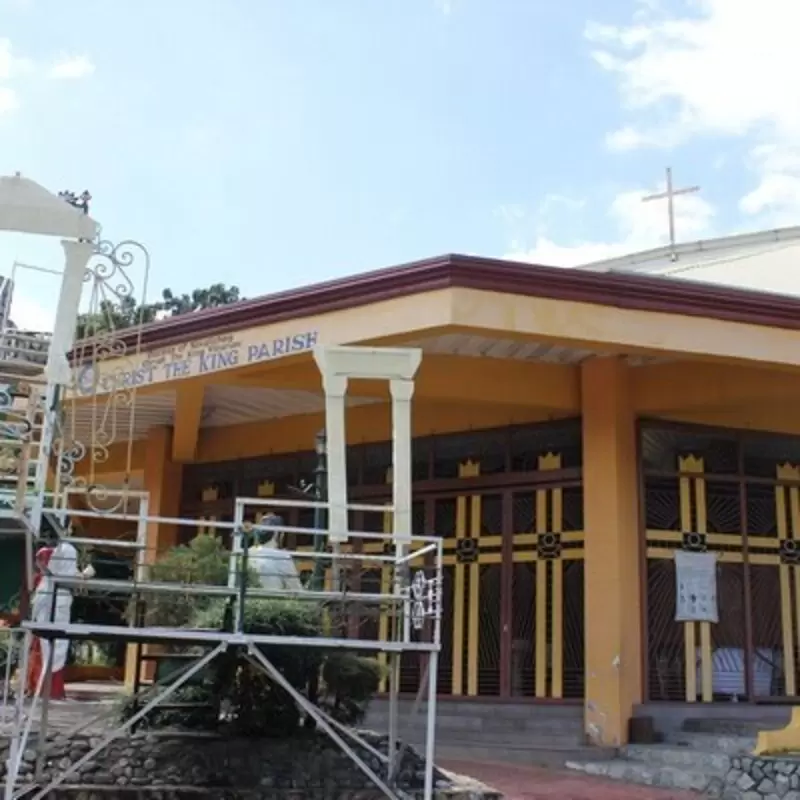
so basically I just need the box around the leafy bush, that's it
[321,651,383,725]
[144,534,235,630]
[125,536,384,737]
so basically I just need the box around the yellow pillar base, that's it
[754,708,800,756]
[124,644,139,692]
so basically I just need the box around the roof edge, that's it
[87,252,800,352]
[579,225,800,273]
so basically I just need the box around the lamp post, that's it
[309,429,327,591]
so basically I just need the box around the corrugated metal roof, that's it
[405,333,665,366]
[581,226,800,299]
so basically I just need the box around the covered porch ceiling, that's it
[65,332,674,446]
[62,326,800,481]
[402,332,668,366]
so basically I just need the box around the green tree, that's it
[75,296,162,340]
[75,283,242,340]
[161,283,242,315]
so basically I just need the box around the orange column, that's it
[124,425,184,689]
[581,357,642,747]
[142,426,183,557]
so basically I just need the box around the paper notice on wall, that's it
[674,550,718,623]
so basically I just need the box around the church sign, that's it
[74,328,319,396]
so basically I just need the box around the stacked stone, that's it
[720,755,800,800]
[0,732,501,800]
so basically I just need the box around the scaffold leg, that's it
[4,631,33,800]
[16,642,226,800]
[0,629,19,725]
[245,646,404,800]
[33,641,54,780]
[387,651,400,782]
[423,652,438,800]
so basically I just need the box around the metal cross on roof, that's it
[642,167,700,261]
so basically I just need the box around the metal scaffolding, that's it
[0,175,442,800]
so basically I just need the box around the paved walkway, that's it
[442,761,700,800]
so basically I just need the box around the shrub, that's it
[124,536,383,737]
[143,534,235,630]
[321,651,383,725]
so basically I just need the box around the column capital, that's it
[389,379,415,402]
[60,238,94,259]
[322,374,348,398]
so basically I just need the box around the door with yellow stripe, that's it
[643,424,800,702]
[436,456,585,700]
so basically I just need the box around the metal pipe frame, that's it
[54,502,438,544]
[23,621,439,653]
[244,647,408,800]
[3,630,31,800]
[47,575,409,604]
[7,643,227,800]
[0,279,441,798]
[16,643,224,767]
[237,496,396,514]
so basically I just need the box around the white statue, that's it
[28,533,94,698]
[249,513,304,593]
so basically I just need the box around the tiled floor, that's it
[442,761,700,800]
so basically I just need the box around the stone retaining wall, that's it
[0,731,500,799]
[719,755,800,799]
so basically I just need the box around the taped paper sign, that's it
[674,550,718,623]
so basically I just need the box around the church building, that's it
[64,236,800,747]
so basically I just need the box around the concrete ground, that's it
[441,761,700,800]
[3,685,701,798]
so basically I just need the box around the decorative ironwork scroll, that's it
[56,236,151,513]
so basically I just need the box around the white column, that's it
[389,379,414,544]
[45,239,92,387]
[323,374,349,544]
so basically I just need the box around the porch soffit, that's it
[66,329,673,443]
[402,332,667,366]
[65,388,380,444]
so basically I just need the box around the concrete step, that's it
[368,698,583,721]
[623,743,731,775]
[367,698,587,767]
[567,759,717,794]
[435,733,585,749]
[65,682,125,703]
[367,713,583,736]
[682,715,786,737]
[665,730,756,756]
[428,739,612,768]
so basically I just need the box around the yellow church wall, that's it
[76,283,800,410]
[78,331,800,743]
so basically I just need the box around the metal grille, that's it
[642,422,800,703]
[178,422,585,701]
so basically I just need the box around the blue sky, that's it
[0,0,796,327]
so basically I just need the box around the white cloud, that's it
[588,0,800,223]
[10,291,55,331]
[0,38,32,80]
[506,186,715,267]
[0,40,92,116]
[0,87,18,114]
[0,38,32,114]
[48,55,95,80]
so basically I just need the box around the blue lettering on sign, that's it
[246,331,318,364]
[199,347,240,373]
[75,329,320,394]
[76,364,96,395]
